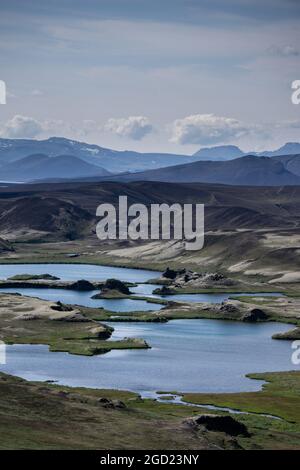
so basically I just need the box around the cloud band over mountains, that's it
[1,113,299,148]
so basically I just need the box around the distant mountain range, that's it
[0,137,196,174]
[193,143,300,161]
[90,154,300,186]
[0,153,110,182]
[1,137,300,184]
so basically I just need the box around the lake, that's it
[0,319,294,395]
[0,263,161,283]
[0,263,296,396]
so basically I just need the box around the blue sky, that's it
[0,0,299,153]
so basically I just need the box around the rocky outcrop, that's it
[103,278,131,295]
[153,285,176,296]
[51,301,74,312]
[88,325,113,339]
[98,397,126,409]
[242,308,268,322]
[184,414,250,437]
[273,327,300,340]
[162,267,179,279]
[69,279,95,291]
[160,268,236,290]
[92,278,131,298]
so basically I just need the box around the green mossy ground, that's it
[0,371,299,449]
[181,371,300,450]
[0,373,234,450]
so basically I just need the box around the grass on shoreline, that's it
[182,371,300,423]
[0,371,300,449]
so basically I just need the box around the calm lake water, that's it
[0,320,294,395]
[0,264,163,311]
[0,263,295,395]
[0,263,160,283]
[0,264,282,310]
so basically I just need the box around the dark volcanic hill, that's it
[0,195,94,241]
[90,155,300,186]
[0,180,299,277]
[0,153,110,182]
[0,180,299,243]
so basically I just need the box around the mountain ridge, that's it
[0,153,110,182]
[0,136,195,173]
[87,154,300,186]
[1,137,300,183]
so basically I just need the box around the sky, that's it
[0,0,300,154]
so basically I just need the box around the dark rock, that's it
[186,414,250,437]
[98,397,126,409]
[102,278,130,295]
[154,285,174,296]
[51,301,73,312]
[162,267,178,279]
[98,397,110,404]
[207,273,225,281]
[242,308,268,322]
[69,279,95,291]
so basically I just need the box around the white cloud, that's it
[170,114,252,145]
[105,116,153,140]
[0,115,76,139]
[0,115,43,138]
